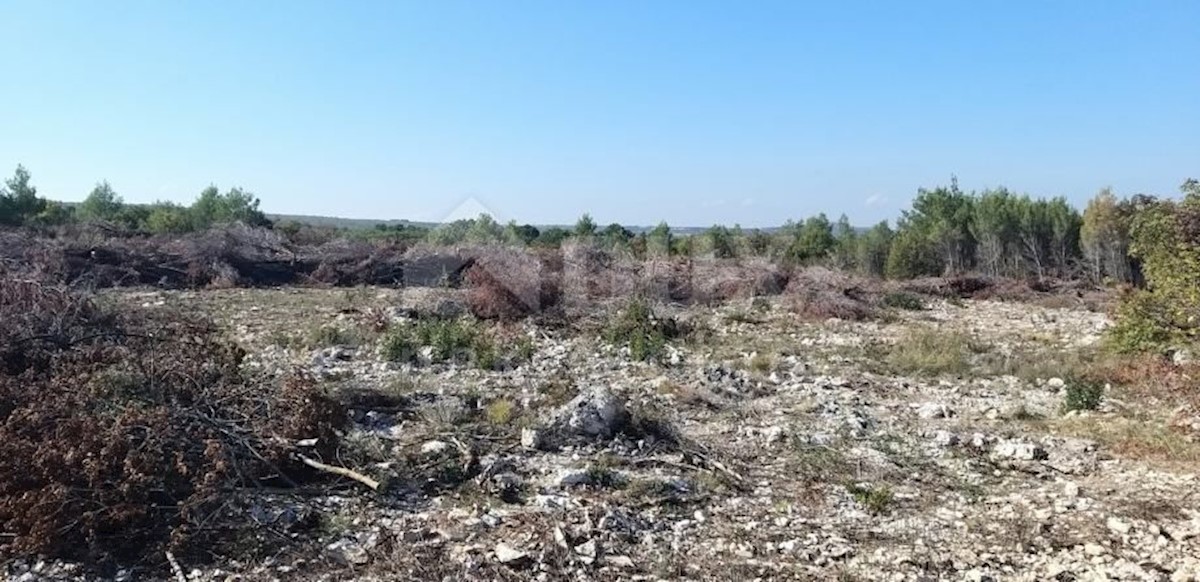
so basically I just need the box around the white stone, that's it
[494,543,528,565]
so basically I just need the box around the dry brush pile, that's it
[0,279,347,569]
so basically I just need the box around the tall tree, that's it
[78,181,124,222]
[573,213,597,238]
[0,165,47,226]
[903,178,976,274]
[831,214,858,270]
[857,221,894,277]
[1081,188,1132,283]
[971,188,1020,277]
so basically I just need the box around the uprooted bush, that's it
[785,267,879,321]
[0,280,346,568]
[464,248,561,320]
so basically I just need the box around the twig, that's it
[165,551,187,582]
[299,455,380,491]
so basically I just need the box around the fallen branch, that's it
[299,455,381,491]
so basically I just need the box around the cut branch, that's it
[299,455,380,491]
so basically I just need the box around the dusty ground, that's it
[10,287,1200,581]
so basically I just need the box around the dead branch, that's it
[299,455,380,491]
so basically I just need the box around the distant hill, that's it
[268,214,438,230]
[268,213,786,235]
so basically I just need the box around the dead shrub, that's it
[465,249,560,320]
[785,267,878,321]
[0,280,347,568]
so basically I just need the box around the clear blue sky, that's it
[2,1,1197,227]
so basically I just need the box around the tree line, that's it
[2,164,1190,285]
[0,165,269,233]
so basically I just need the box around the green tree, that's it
[704,225,737,258]
[573,213,597,238]
[602,223,634,248]
[1108,182,1200,352]
[78,181,125,222]
[190,185,269,230]
[857,221,894,277]
[903,179,975,274]
[646,222,672,256]
[0,165,47,226]
[143,202,193,234]
[785,214,835,263]
[1081,188,1132,283]
[885,223,938,279]
[533,226,570,248]
[745,228,772,256]
[831,214,858,270]
[971,188,1020,277]
[465,213,504,243]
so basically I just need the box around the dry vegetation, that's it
[4,235,1200,581]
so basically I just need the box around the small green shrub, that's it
[308,324,358,348]
[882,292,925,311]
[380,319,478,364]
[583,465,627,489]
[514,335,535,362]
[602,298,680,362]
[380,318,528,369]
[846,483,894,514]
[1062,375,1105,413]
[472,334,499,370]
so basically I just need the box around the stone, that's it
[1063,481,1081,499]
[1084,542,1106,557]
[420,440,449,454]
[494,543,530,565]
[603,555,634,568]
[1107,517,1132,535]
[932,430,959,447]
[991,441,1048,461]
[574,539,598,564]
[520,428,545,449]
[915,402,951,419]
[1047,377,1066,389]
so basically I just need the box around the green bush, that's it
[1062,375,1104,413]
[380,319,524,370]
[846,483,894,514]
[602,298,681,362]
[882,291,925,311]
[1108,185,1200,354]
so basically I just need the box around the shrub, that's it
[380,318,526,369]
[882,291,925,311]
[1062,375,1105,413]
[1108,187,1200,353]
[602,298,681,362]
[846,483,894,514]
[381,319,477,364]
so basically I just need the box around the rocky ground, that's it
[9,287,1200,581]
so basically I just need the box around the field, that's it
[7,268,1199,581]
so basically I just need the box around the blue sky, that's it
[2,0,1197,227]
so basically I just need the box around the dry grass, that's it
[871,328,986,377]
[1051,415,1200,467]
